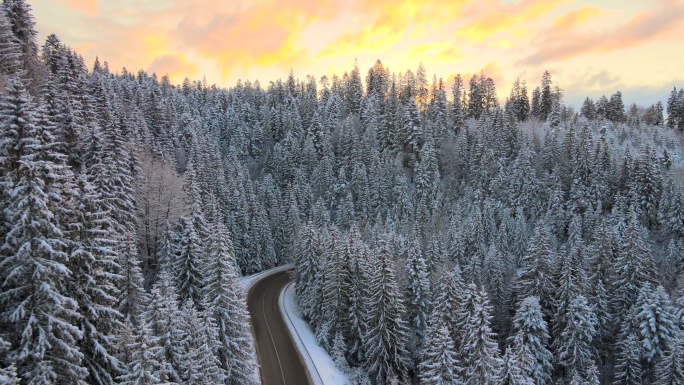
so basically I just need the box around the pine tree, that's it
[2,0,42,92]
[203,220,259,385]
[614,331,642,385]
[432,264,465,352]
[556,295,598,381]
[117,321,162,385]
[0,79,87,383]
[346,226,370,364]
[611,214,658,324]
[634,284,677,381]
[513,222,555,321]
[179,300,226,385]
[68,171,126,384]
[363,238,411,384]
[418,309,463,385]
[461,287,503,385]
[145,271,183,383]
[539,71,553,121]
[510,296,553,385]
[292,221,322,319]
[346,60,363,115]
[406,237,431,337]
[0,337,19,384]
[173,215,204,308]
[654,331,684,385]
[451,74,466,132]
[580,98,596,120]
[0,7,22,77]
[500,333,534,385]
[318,230,352,347]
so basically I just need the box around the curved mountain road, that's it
[247,269,312,385]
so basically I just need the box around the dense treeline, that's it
[1,1,684,385]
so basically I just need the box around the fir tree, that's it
[363,238,411,384]
[510,296,553,385]
[418,311,463,385]
[0,79,87,383]
[203,220,259,385]
[461,287,503,385]
[556,295,598,381]
[117,321,162,385]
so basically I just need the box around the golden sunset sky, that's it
[32,0,684,107]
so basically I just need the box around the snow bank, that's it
[240,263,294,292]
[279,283,350,385]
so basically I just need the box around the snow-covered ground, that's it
[279,283,350,385]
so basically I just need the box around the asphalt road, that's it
[247,269,312,385]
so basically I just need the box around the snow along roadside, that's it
[240,263,294,291]
[279,282,350,385]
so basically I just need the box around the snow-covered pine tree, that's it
[653,331,684,385]
[318,229,352,348]
[611,213,658,327]
[293,221,322,320]
[634,284,677,382]
[203,220,259,385]
[68,170,126,384]
[461,286,503,385]
[144,270,183,383]
[117,320,162,385]
[363,238,411,384]
[513,221,555,321]
[173,215,204,308]
[500,333,534,385]
[346,226,370,364]
[0,7,22,78]
[510,296,553,385]
[0,337,19,384]
[179,300,226,384]
[613,330,642,385]
[405,236,431,353]
[0,78,87,383]
[555,295,598,381]
[418,308,463,385]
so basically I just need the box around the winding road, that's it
[247,269,312,385]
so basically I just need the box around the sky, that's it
[32,0,684,108]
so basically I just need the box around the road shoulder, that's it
[279,283,351,385]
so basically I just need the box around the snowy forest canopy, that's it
[1,0,684,384]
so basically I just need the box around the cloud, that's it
[456,0,569,42]
[521,1,684,65]
[168,0,340,78]
[584,70,621,89]
[59,0,97,16]
[147,54,199,81]
[549,5,601,34]
[407,43,461,63]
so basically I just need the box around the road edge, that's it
[278,283,324,385]
[279,283,351,385]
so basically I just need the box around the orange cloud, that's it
[457,0,569,41]
[170,0,340,78]
[407,42,461,63]
[550,5,601,33]
[60,0,97,16]
[522,0,684,65]
[147,54,199,82]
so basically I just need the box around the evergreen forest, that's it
[1,1,684,384]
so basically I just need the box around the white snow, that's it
[279,282,350,385]
[240,263,294,292]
